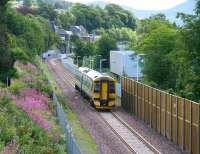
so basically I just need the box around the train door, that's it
[101,81,108,100]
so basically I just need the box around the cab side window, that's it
[94,82,100,93]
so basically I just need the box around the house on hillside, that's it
[70,25,87,37]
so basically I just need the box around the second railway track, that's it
[99,111,161,154]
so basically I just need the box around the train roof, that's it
[78,67,114,81]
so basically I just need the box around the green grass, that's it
[35,56,98,154]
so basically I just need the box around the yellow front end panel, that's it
[101,82,108,100]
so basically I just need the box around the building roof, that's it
[110,50,135,56]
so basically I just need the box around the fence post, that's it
[198,104,200,154]
[182,98,186,150]
[136,82,139,119]
[176,97,178,145]
[143,85,145,122]
[150,88,153,128]
[147,86,149,125]
[189,101,192,153]
[130,79,133,114]
[121,77,124,108]
[170,94,173,141]
[129,79,131,113]
[164,93,167,137]
[155,90,157,131]
[160,91,162,135]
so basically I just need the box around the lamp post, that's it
[76,56,80,67]
[100,59,107,73]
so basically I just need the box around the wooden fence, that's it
[121,77,200,154]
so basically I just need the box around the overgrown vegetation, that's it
[0,96,64,153]
[35,56,98,154]
[0,61,66,153]
[0,0,55,84]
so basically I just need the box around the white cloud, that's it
[68,0,188,11]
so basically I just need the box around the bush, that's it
[8,80,25,95]
[0,95,66,153]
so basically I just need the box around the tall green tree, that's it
[37,2,57,20]
[0,24,15,85]
[71,4,103,32]
[95,34,117,67]
[176,0,200,101]
[71,35,95,58]
[139,25,178,89]
[56,11,76,30]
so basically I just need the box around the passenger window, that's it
[94,82,100,93]
[109,82,115,93]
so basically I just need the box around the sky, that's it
[67,0,188,11]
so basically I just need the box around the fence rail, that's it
[52,90,81,154]
[121,77,200,154]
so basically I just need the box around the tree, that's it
[70,3,137,32]
[71,36,95,58]
[95,34,117,67]
[37,2,57,21]
[176,0,200,101]
[96,27,136,43]
[71,4,103,32]
[0,0,9,7]
[56,11,76,30]
[140,25,178,89]
[104,4,137,30]
[0,24,15,85]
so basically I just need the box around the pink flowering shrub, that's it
[12,88,53,133]
[1,140,17,154]
[15,61,38,75]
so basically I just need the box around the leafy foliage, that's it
[55,11,76,30]
[95,34,117,67]
[70,3,137,32]
[71,35,95,58]
[0,7,55,84]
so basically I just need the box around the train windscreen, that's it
[109,81,115,93]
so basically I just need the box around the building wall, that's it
[110,50,143,78]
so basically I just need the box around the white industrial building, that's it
[110,50,144,80]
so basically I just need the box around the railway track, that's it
[48,58,160,154]
[99,111,160,154]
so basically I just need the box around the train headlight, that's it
[109,101,115,106]
[94,101,100,106]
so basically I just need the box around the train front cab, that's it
[92,77,116,110]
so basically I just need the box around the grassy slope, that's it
[35,56,98,154]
